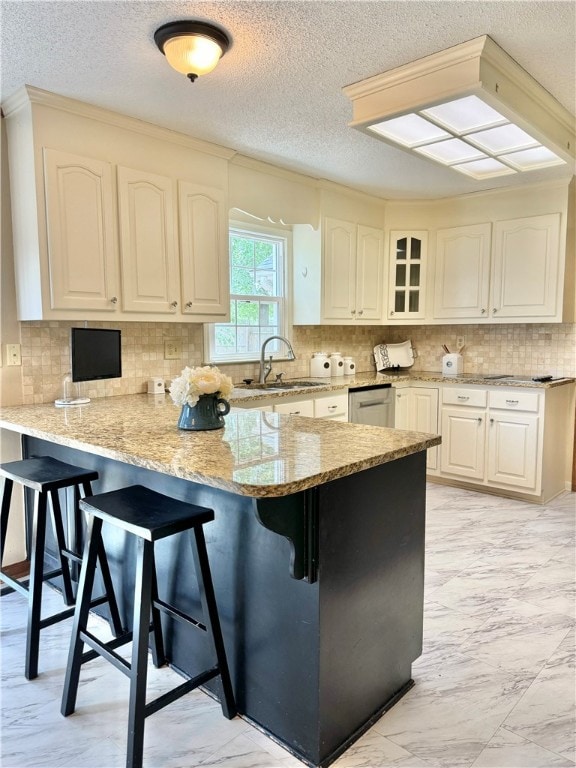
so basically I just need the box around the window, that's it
[205,223,290,363]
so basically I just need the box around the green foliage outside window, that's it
[210,227,287,361]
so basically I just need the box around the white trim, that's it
[204,221,292,365]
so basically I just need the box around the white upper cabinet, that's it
[4,87,231,322]
[323,218,357,320]
[323,219,384,322]
[178,181,229,318]
[294,216,385,325]
[433,213,564,323]
[491,214,561,319]
[387,232,427,321]
[356,225,385,321]
[43,149,120,313]
[117,166,180,315]
[433,223,492,319]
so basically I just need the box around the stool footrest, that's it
[0,573,29,597]
[39,606,76,628]
[80,629,133,674]
[153,597,206,633]
[144,665,219,719]
[61,549,83,566]
[0,566,68,597]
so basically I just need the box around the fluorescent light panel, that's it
[368,95,566,179]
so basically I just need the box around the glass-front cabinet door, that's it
[387,231,428,320]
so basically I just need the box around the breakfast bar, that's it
[0,395,440,768]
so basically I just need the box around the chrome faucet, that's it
[259,336,296,384]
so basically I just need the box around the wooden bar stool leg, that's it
[149,550,166,669]
[126,538,154,768]
[191,527,237,720]
[61,516,102,716]
[25,491,48,681]
[49,488,75,606]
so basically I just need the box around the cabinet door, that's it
[117,166,180,314]
[356,225,384,321]
[43,149,119,312]
[178,181,229,318]
[412,387,439,471]
[322,218,357,320]
[487,411,539,490]
[434,223,491,319]
[394,388,411,430]
[440,407,485,480]
[388,232,427,320]
[491,213,561,318]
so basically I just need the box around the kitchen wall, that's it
[14,319,576,405]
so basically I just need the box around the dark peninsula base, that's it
[25,436,426,768]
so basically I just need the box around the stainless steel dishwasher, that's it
[348,384,395,427]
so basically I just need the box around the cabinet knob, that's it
[110,296,118,305]
[390,310,395,316]
[477,417,483,424]
[358,309,364,316]
[170,301,178,309]
[490,418,494,424]
[492,308,498,314]
[185,301,193,309]
[351,309,356,315]
[481,308,486,314]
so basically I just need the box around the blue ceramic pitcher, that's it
[177,394,230,431]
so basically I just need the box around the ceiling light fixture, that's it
[154,20,231,83]
[343,36,575,181]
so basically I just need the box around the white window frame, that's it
[204,221,292,364]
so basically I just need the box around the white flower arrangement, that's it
[169,365,234,408]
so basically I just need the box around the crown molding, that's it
[2,85,237,160]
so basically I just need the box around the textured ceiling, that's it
[1,0,574,199]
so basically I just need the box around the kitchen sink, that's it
[241,380,327,391]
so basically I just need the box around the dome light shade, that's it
[154,21,231,82]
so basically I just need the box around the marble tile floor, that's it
[1,484,574,768]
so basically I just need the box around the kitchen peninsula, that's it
[0,394,440,768]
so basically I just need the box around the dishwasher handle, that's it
[358,400,387,407]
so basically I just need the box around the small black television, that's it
[71,327,122,383]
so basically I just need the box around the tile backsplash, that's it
[18,320,576,404]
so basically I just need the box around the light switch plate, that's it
[164,340,182,360]
[6,343,22,366]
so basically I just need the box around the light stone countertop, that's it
[0,394,440,498]
[230,370,575,404]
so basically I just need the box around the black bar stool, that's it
[61,484,237,768]
[0,456,123,680]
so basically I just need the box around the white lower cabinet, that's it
[395,386,439,471]
[273,399,315,417]
[440,385,542,495]
[440,406,486,480]
[487,410,539,490]
[314,392,348,421]
[235,390,349,421]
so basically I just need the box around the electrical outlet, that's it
[164,340,182,360]
[6,343,22,366]
[456,336,465,351]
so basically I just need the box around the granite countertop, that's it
[0,394,440,498]
[230,371,575,404]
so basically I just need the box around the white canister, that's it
[442,354,463,376]
[343,357,355,375]
[329,352,344,377]
[310,352,331,378]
